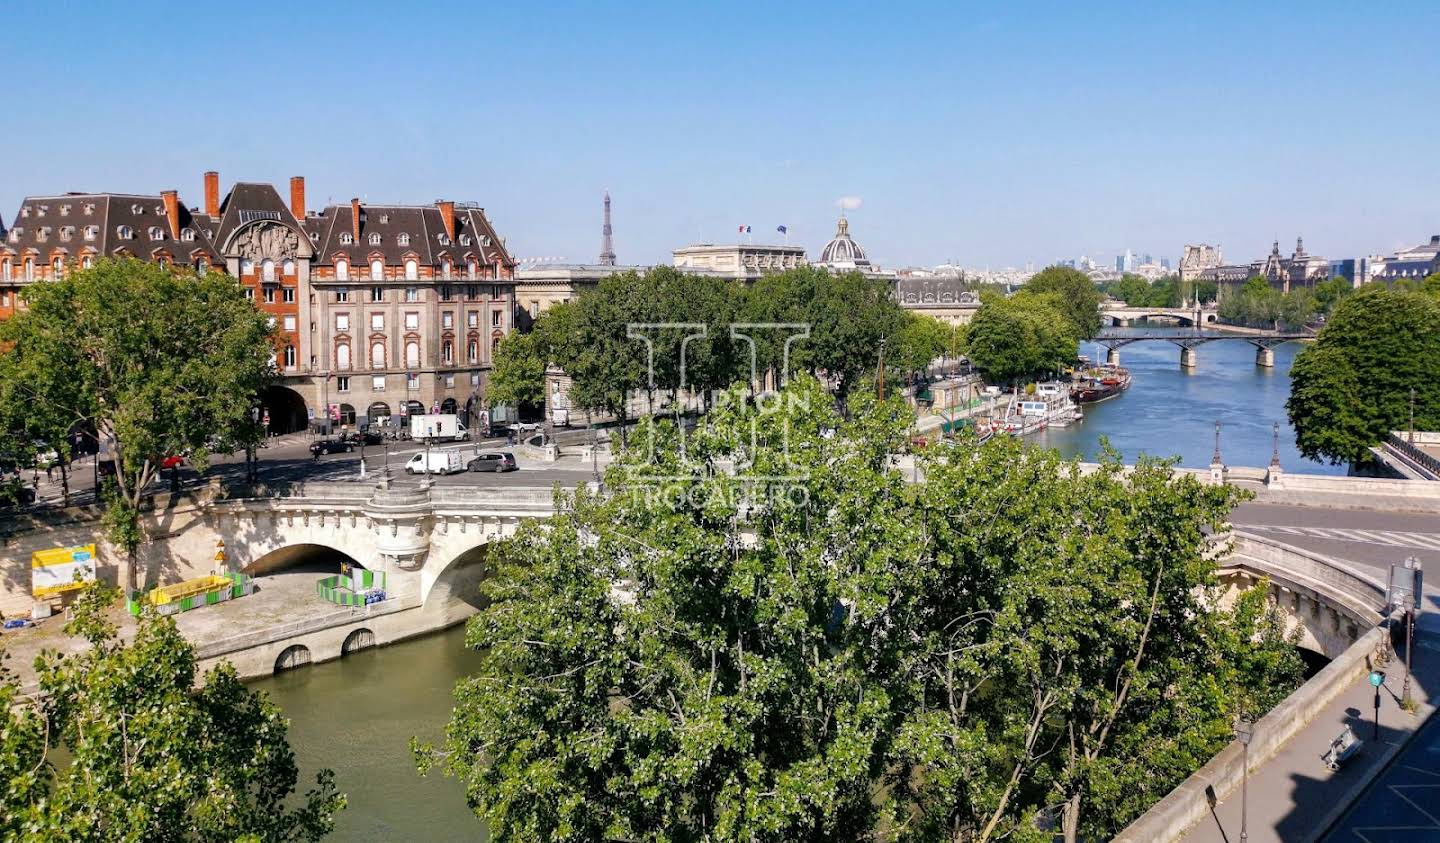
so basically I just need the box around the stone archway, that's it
[342,628,376,655]
[440,397,458,415]
[275,645,311,672]
[243,542,361,577]
[259,384,308,435]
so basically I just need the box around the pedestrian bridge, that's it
[1092,328,1315,368]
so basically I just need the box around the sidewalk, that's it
[1181,598,1440,843]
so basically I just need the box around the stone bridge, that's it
[1100,303,1218,328]
[1,477,560,679]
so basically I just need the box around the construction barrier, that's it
[127,572,254,617]
[316,569,387,607]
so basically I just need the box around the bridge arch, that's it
[342,628,376,655]
[275,645,312,672]
[243,542,361,576]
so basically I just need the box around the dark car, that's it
[342,430,383,446]
[309,438,355,456]
[467,452,517,473]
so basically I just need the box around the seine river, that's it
[252,324,1339,841]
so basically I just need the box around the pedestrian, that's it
[46,463,54,482]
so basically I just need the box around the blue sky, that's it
[3,1,1436,270]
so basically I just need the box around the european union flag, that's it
[777,225,787,234]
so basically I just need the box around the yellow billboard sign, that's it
[31,544,98,597]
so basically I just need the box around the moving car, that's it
[309,438,354,456]
[342,430,383,446]
[162,454,186,470]
[467,452,518,473]
[405,450,465,475]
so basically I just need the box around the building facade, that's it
[812,214,894,279]
[894,278,981,326]
[1367,235,1440,285]
[672,242,806,281]
[0,172,516,434]
[1181,237,1329,293]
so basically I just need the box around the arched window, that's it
[370,259,384,280]
[82,255,94,269]
[491,332,502,358]
[371,342,386,368]
[148,226,165,241]
[467,338,478,363]
[261,259,276,282]
[282,259,295,276]
[240,258,254,276]
[116,225,134,240]
[52,257,63,276]
[369,233,382,246]
[336,342,351,370]
[467,259,477,279]
[336,259,349,280]
[397,233,410,246]
[442,340,454,364]
[283,345,296,369]
[195,257,207,273]
[441,259,451,279]
[404,259,418,280]
[24,259,34,281]
[405,341,420,368]
[2,259,10,280]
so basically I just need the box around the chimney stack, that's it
[438,200,455,242]
[350,198,362,244]
[289,177,306,220]
[161,190,181,240]
[203,171,220,217]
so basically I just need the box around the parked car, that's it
[161,454,186,470]
[309,438,354,456]
[467,452,518,473]
[342,430,383,446]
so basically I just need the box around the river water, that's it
[251,324,1338,840]
[1032,325,1344,475]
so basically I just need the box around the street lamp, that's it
[1212,419,1223,465]
[1270,421,1281,468]
[1234,716,1253,843]
[1368,670,1386,740]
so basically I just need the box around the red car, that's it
[162,455,185,470]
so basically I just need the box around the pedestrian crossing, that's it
[1238,523,1440,552]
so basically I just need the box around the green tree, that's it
[1024,266,1103,339]
[890,312,952,382]
[427,379,1295,842]
[1288,287,1440,465]
[1279,287,1316,330]
[966,292,1077,384]
[0,260,275,587]
[1313,276,1353,315]
[486,325,550,409]
[0,584,344,840]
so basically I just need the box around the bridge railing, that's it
[1385,432,1440,480]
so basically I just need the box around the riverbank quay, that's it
[1154,597,1439,843]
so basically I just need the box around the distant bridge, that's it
[1091,328,1315,368]
[1100,303,1219,328]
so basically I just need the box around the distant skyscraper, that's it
[1161,257,1170,270]
[1114,255,1124,272]
[598,191,616,266]
[1123,249,1136,273]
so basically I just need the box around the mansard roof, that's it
[2,192,222,263]
[308,202,513,268]
[212,182,311,258]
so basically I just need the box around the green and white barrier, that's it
[316,569,388,607]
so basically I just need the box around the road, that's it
[13,430,603,508]
[1230,501,1440,578]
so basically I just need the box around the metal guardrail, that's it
[1385,432,1440,480]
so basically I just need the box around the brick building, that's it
[0,172,516,434]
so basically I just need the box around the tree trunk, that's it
[59,461,70,507]
[1062,792,1082,843]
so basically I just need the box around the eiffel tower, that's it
[599,191,616,266]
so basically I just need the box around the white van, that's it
[404,450,465,475]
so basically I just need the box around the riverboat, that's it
[1070,365,1131,405]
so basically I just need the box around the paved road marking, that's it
[1237,523,1440,552]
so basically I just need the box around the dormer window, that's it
[460,235,471,246]
[116,225,135,240]
[437,234,451,246]
[6,229,19,243]
[181,228,195,242]
[83,203,95,215]
[83,225,98,241]
[397,233,410,247]
[131,203,144,214]
[36,227,51,243]
[153,204,165,215]
[52,257,64,276]
[379,214,389,224]
[59,205,70,216]
[19,207,30,218]
[368,233,382,246]
[36,205,47,217]
[59,226,74,242]
[336,259,349,280]
[467,259,477,279]
[340,233,353,245]
[148,226,165,241]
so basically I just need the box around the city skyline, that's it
[2,1,1437,270]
